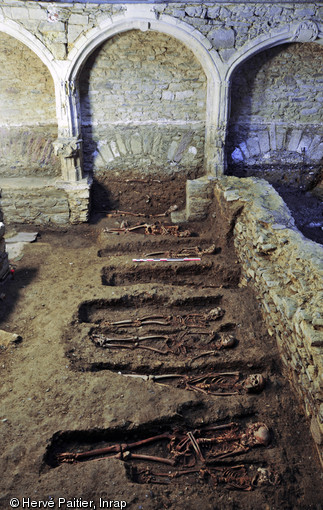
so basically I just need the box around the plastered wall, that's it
[80,30,206,176]
[227,42,323,188]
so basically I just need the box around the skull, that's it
[206,307,225,320]
[244,374,265,393]
[252,423,271,446]
[219,334,236,349]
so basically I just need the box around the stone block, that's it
[239,142,250,158]
[308,135,322,156]
[162,90,174,101]
[300,107,319,116]
[69,13,89,25]
[186,198,211,221]
[99,144,114,163]
[311,416,323,445]
[276,128,286,150]
[130,134,142,155]
[297,135,312,154]
[269,125,277,151]
[310,143,323,161]
[185,6,203,17]
[246,138,260,157]
[295,7,316,17]
[172,9,185,18]
[10,6,29,20]
[208,28,235,49]
[175,90,193,100]
[29,8,47,21]
[207,7,221,19]
[110,141,120,159]
[173,134,192,163]
[288,129,302,152]
[39,21,66,33]
[231,147,244,162]
[0,329,22,348]
[258,130,270,154]
[68,24,83,44]
[167,141,178,161]
[268,6,283,17]
[142,133,153,156]
[50,43,67,60]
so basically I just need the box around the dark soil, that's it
[0,178,322,510]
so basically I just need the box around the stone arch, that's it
[0,19,57,82]
[225,21,322,82]
[225,22,323,187]
[67,13,221,83]
[0,23,61,180]
[64,10,224,175]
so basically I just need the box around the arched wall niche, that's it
[226,41,323,189]
[0,31,60,178]
[78,28,207,182]
[64,13,223,178]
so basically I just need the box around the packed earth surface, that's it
[0,177,322,510]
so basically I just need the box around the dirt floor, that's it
[0,179,323,510]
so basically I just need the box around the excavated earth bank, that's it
[0,180,322,510]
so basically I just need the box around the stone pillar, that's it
[53,80,92,223]
[205,79,230,176]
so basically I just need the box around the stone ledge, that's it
[0,177,92,225]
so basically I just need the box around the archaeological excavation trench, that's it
[28,212,318,508]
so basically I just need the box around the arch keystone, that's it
[291,21,319,43]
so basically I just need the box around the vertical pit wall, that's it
[210,176,323,465]
[0,215,9,282]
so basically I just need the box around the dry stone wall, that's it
[80,30,206,176]
[212,175,323,465]
[0,32,60,178]
[227,42,323,187]
[0,181,70,225]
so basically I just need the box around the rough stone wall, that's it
[227,43,323,187]
[0,0,323,225]
[212,175,323,465]
[2,2,322,60]
[80,30,206,177]
[0,182,70,225]
[0,32,60,178]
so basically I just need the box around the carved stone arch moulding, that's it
[225,21,321,82]
[0,19,58,83]
[291,20,319,43]
[66,10,222,84]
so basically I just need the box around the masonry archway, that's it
[65,13,223,178]
[223,21,323,182]
[226,40,323,189]
[0,30,60,180]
